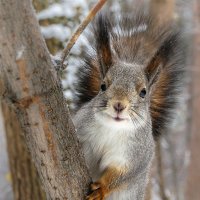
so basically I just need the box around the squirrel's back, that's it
[75,10,185,138]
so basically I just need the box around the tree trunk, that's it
[1,102,46,200]
[185,0,200,199]
[149,0,175,25]
[0,0,91,199]
[147,1,176,199]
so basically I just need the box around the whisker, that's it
[129,113,144,141]
[130,101,149,106]
[79,105,107,109]
[130,108,152,130]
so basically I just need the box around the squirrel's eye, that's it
[139,88,146,98]
[101,83,107,91]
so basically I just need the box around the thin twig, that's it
[61,0,108,70]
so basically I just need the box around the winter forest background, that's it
[0,0,199,199]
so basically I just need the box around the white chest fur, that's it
[78,113,137,177]
[75,109,152,200]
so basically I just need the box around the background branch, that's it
[61,0,108,69]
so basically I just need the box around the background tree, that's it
[185,0,200,199]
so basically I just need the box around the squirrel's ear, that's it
[145,54,163,89]
[145,31,180,89]
[94,14,112,78]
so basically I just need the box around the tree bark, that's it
[149,0,175,25]
[0,0,91,199]
[185,0,200,199]
[1,102,46,200]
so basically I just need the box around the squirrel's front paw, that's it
[86,182,106,200]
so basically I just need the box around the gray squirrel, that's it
[73,9,185,200]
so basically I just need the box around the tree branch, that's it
[61,0,108,70]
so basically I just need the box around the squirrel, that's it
[73,9,185,200]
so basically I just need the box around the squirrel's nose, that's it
[113,102,126,113]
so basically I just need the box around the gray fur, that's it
[73,64,155,199]
[73,10,184,200]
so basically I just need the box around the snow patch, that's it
[40,25,71,41]
[16,46,25,60]
[37,0,88,20]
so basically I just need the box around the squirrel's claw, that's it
[91,182,101,190]
[86,182,105,200]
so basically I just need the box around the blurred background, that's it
[0,0,199,199]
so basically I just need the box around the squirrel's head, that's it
[76,13,184,134]
[89,14,166,129]
[93,61,150,129]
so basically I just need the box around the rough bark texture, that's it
[1,102,46,200]
[0,0,91,199]
[185,0,200,199]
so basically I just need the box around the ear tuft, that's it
[93,14,112,78]
[145,31,182,89]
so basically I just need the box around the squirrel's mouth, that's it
[103,112,128,122]
[114,116,125,121]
